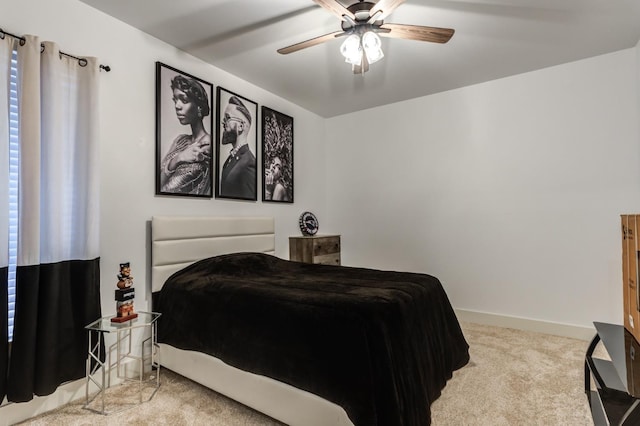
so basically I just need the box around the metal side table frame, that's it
[84,311,161,415]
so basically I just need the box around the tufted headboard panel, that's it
[151,216,275,292]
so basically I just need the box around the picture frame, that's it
[155,62,214,198]
[215,87,258,201]
[262,106,294,203]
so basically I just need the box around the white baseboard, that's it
[455,308,596,341]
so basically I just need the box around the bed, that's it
[151,216,469,426]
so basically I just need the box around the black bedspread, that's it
[153,253,469,426]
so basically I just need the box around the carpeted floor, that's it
[430,322,593,425]
[17,322,594,425]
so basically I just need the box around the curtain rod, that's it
[0,27,111,72]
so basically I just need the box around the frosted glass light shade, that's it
[362,31,384,64]
[340,34,363,66]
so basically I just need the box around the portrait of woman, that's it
[265,157,287,201]
[156,62,214,197]
[262,106,293,203]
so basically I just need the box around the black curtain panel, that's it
[0,266,7,402]
[7,259,101,402]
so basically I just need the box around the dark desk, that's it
[585,322,640,425]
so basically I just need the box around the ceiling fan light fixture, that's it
[277,0,454,76]
[362,31,384,64]
[340,34,363,66]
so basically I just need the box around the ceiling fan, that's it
[277,0,455,74]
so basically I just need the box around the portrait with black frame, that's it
[262,106,293,203]
[155,62,214,198]
[215,87,258,201]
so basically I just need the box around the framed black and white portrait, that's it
[262,106,293,203]
[155,62,214,198]
[215,87,258,201]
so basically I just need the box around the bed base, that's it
[160,343,352,426]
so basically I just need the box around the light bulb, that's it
[340,34,362,66]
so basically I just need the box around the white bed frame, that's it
[151,216,353,426]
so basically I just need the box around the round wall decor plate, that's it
[299,211,319,236]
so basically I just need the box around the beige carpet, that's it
[16,322,594,425]
[431,322,593,425]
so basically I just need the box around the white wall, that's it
[637,39,640,132]
[326,48,640,330]
[1,0,328,319]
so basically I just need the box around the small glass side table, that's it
[84,311,161,415]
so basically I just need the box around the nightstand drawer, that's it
[314,253,341,265]
[313,237,340,256]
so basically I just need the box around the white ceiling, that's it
[80,0,640,118]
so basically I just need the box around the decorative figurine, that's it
[111,262,138,323]
[117,262,134,289]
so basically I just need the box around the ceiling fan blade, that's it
[379,23,455,44]
[277,31,346,55]
[312,0,356,21]
[369,0,406,21]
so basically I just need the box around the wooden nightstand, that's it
[289,235,341,266]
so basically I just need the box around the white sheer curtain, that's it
[1,34,102,402]
[18,35,100,264]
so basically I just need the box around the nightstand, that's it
[289,235,341,265]
[84,311,161,414]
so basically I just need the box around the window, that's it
[7,47,18,341]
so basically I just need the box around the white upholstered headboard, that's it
[151,216,275,292]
